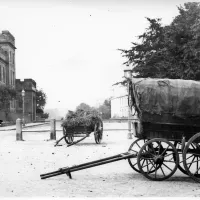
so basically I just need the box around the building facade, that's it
[0,30,36,122]
[0,31,16,121]
[16,79,37,122]
[110,84,138,120]
[0,30,16,88]
[110,85,129,118]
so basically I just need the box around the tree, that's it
[120,2,200,80]
[99,99,111,119]
[76,103,92,112]
[0,85,16,120]
[41,112,49,119]
[74,101,111,119]
[36,88,49,118]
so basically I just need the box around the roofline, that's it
[110,95,128,100]
[0,41,16,49]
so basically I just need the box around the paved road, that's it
[0,122,199,197]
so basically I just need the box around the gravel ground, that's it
[0,122,200,197]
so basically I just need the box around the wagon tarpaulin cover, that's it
[131,78,200,123]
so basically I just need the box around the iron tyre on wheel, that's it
[173,141,188,175]
[63,127,74,144]
[94,119,103,144]
[183,132,200,183]
[128,138,147,173]
[137,138,179,181]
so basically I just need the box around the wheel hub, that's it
[154,155,164,165]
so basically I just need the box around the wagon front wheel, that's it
[128,138,147,173]
[183,132,200,183]
[63,127,74,144]
[173,141,188,175]
[137,138,179,181]
[94,119,103,144]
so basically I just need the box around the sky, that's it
[0,0,196,110]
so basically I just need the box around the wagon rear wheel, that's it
[94,119,103,144]
[137,138,179,181]
[183,132,200,183]
[63,127,74,144]
[128,138,147,173]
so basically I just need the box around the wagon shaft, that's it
[40,151,137,179]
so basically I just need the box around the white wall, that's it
[111,95,128,118]
[110,85,128,118]
[110,84,138,119]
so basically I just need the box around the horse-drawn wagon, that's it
[54,110,103,147]
[127,78,200,182]
[41,78,200,183]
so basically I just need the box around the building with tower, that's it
[0,30,36,123]
[0,30,16,121]
[0,30,16,88]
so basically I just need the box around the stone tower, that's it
[0,30,16,87]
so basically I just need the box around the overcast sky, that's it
[0,0,195,110]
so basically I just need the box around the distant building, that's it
[16,79,37,122]
[110,85,128,118]
[110,84,138,119]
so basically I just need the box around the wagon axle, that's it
[153,155,164,165]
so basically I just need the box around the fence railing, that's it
[16,118,137,141]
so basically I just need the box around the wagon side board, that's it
[137,121,200,142]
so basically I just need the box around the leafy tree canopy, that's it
[120,2,200,80]
[36,88,47,114]
[0,85,16,109]
[75,103,92,112]
[74,100,111,119]
[41,112,49,119]
[99,99,111,119]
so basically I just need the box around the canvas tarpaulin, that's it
[131,78,200,123]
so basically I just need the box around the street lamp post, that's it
[21,89,25,126]
[124,66,132,139]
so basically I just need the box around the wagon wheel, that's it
[130,139,165,174]
[94,119,103,144]
[183,132,200,183]
[137,138,179,181]
[128,138,147,173]
[173,141,188,175]
[63,127,74,144]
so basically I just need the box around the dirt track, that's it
[0,122,200,197]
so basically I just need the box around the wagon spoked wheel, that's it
[137,138,179,181]
[94,119,103,144]
[183,132,200,183]
[173,141,188,175]
[63,127,74,144]
[131,139,165,174]
[128,138,147,173]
